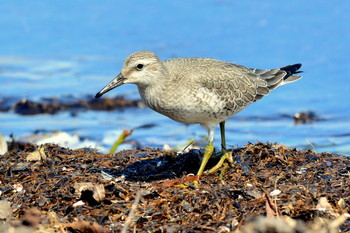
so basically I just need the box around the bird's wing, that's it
[197,62,270,111]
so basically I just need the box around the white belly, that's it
[139,85,238,125]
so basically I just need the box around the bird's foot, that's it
[173,174,200,188]
[176,141,214,187]
[207,151,234,177]
[170,143,231,187]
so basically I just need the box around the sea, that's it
[1,0,349,155]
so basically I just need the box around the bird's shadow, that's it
[100,149,223,182]
[99,147,250,182]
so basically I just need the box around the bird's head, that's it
[95,51,166,98]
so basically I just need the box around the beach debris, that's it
[0,200,13,222]
[0,142,349,232]
[74,182,106,204]
[294,111,321,124]
[0,133,8,155]
[66,221,109,233]
[18,131,102,151]
[6,96,142,115]
[26,145,47,162]
[109,129,134,154]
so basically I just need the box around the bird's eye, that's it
[136,64,144,70]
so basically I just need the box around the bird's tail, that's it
[279,63,303,84]
[253,63,302,100]
[260,63,303,91]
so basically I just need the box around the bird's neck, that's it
[137,74,172,112]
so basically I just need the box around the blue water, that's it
[1,1,350,154]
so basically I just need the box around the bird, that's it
[95,51,302,180]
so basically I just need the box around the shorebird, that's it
[95,51,302,179]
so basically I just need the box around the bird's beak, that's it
[95,73,126,98]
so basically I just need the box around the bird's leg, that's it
[220,121,227,154]
[208,121,233,174]
[194,126,216,186]
[196,141,214,177]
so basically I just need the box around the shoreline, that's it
[1,142,349,232]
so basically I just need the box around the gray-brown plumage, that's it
[95,51,302,178]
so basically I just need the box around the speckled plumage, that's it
[95,51,302,177]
